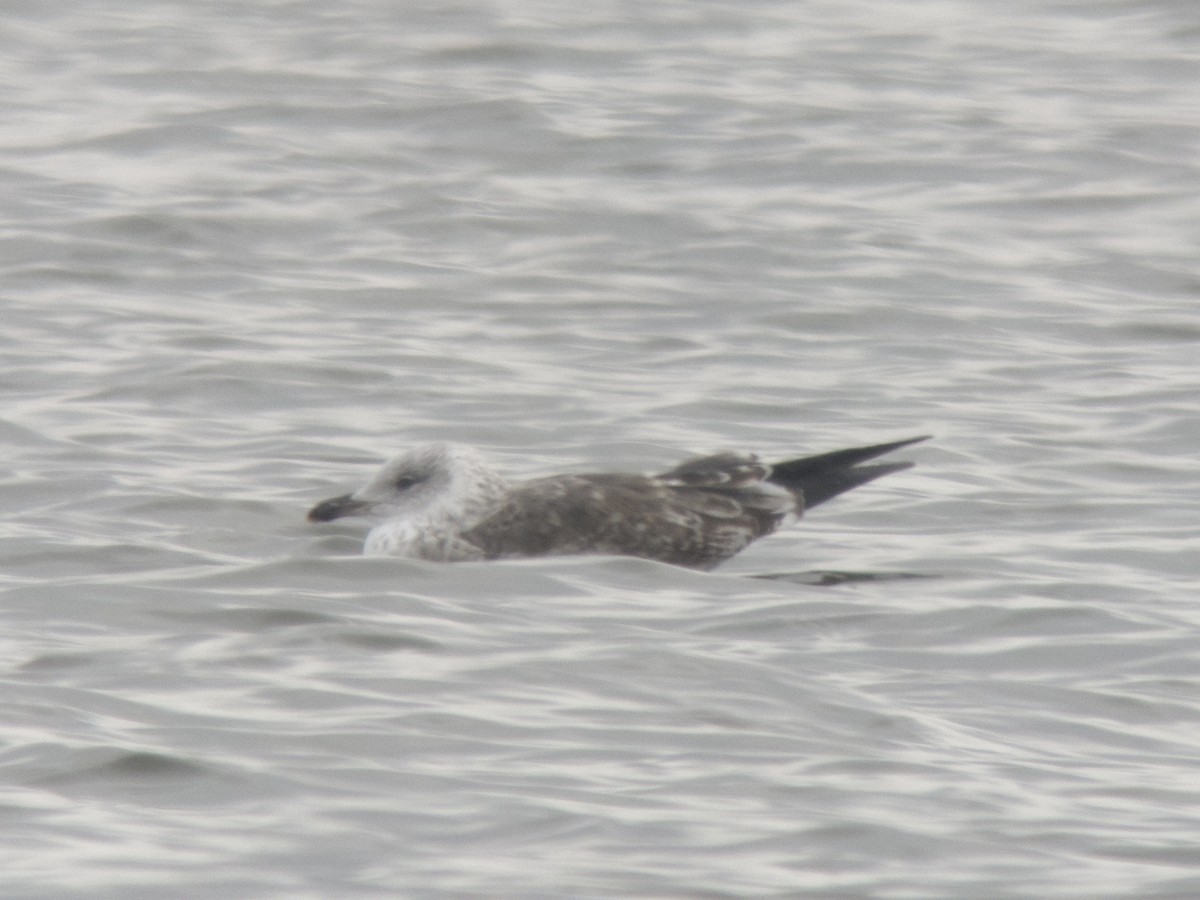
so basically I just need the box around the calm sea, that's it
[2,1,1199,897]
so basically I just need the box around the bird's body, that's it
[308,436,927,570]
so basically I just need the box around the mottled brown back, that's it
[461,470,792,569]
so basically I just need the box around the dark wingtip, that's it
[794,460,915,510]
[768,435,929,511]
[770,436,929,482]
[856,434,931,455]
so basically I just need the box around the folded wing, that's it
[461,456,791,569]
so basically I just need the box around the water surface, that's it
[2,2,1199,897]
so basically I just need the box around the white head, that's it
[307,443,508,534]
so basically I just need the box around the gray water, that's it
[3,1,1199,897]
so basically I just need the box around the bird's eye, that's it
[394,475,420,490]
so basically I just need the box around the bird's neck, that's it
[364,476,507,559]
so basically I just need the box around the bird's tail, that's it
[768,435,929,510]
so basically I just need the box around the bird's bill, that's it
[307,493,371,522]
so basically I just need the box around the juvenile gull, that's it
[307,436,928,570]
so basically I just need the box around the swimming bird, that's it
[307,436,927,570]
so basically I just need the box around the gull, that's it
[307,436,927,570]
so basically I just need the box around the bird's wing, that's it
[461,464,795,569]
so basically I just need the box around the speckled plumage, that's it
[307,436,927,570]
